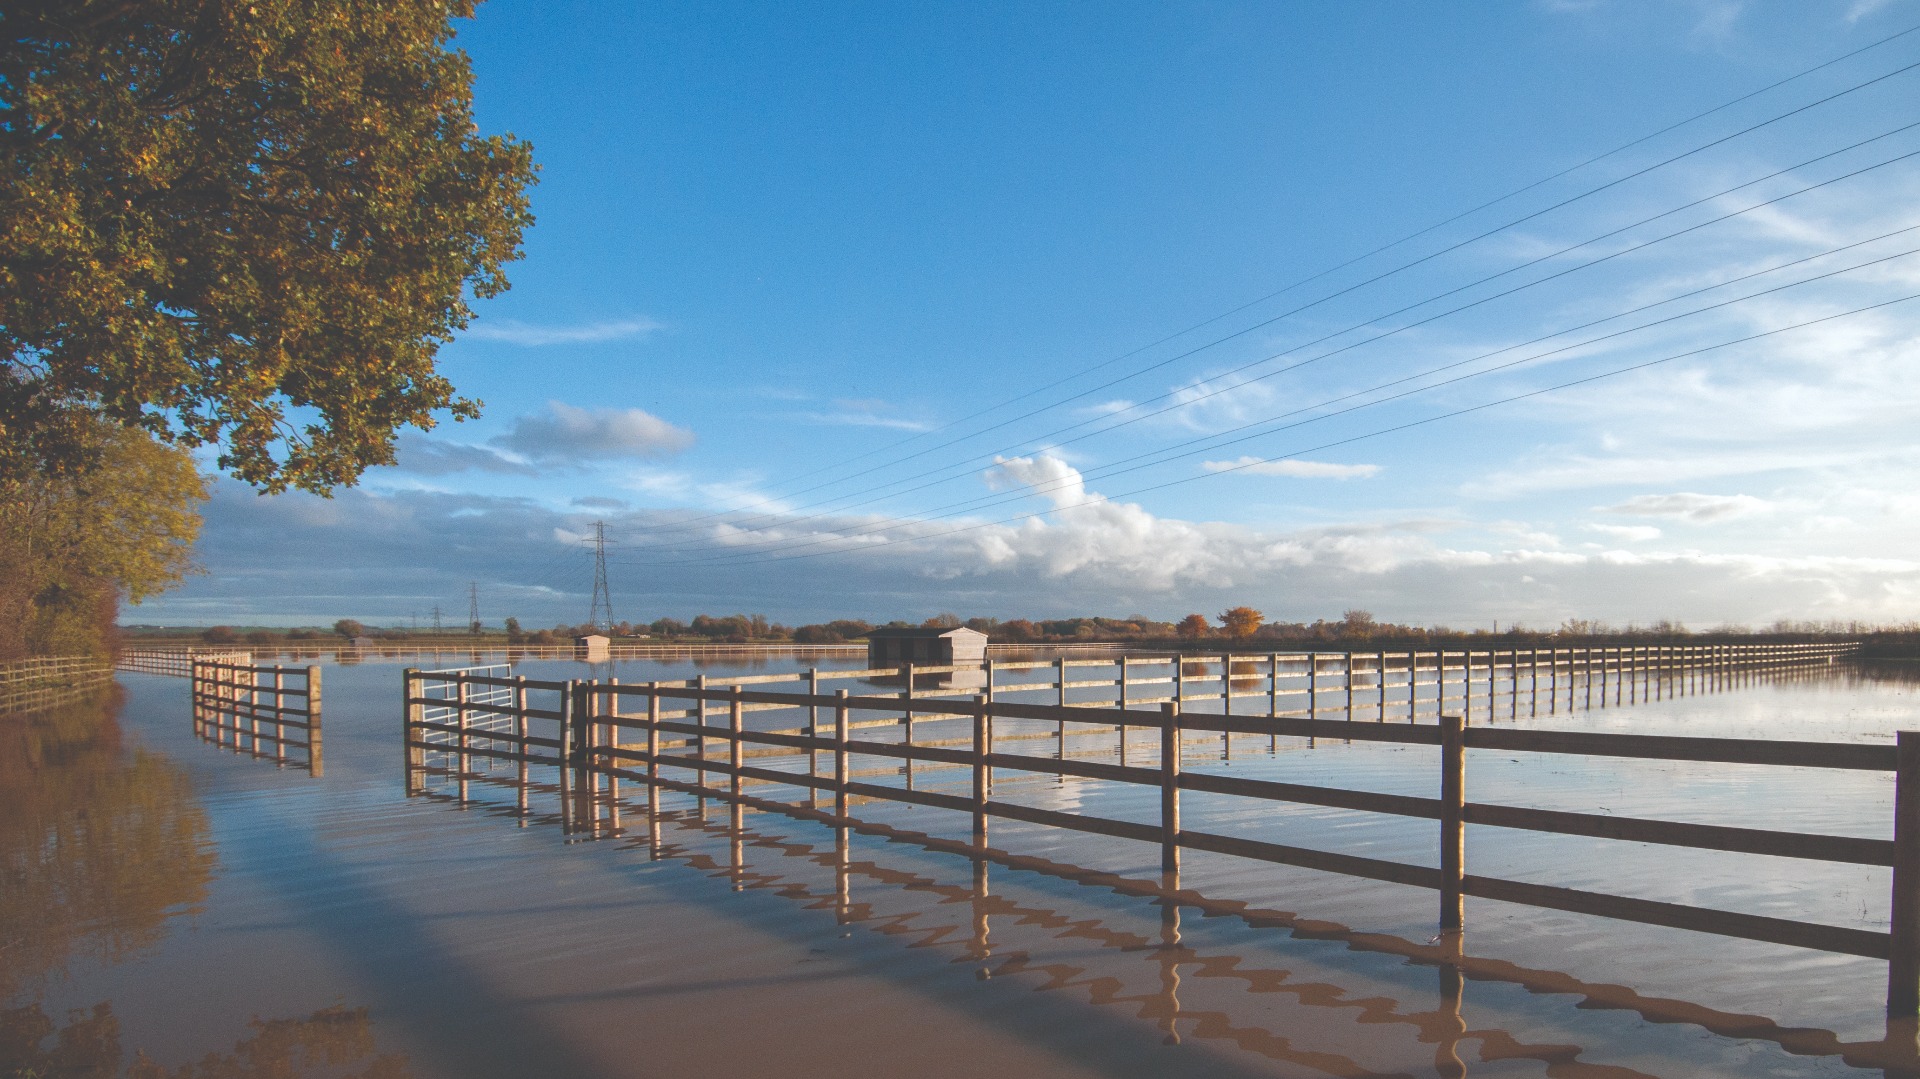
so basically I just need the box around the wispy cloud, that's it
[463,317,663,346]
[1201,457,1382,479]
[799,399,934,432]
[1605,492,1770,521]
[1587,523,1663,542]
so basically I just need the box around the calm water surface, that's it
[6,652,1920,1078]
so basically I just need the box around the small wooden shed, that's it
[866,626,988,667]
[575,633,610,657]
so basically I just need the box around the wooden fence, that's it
[0,655,115,714]
[118,647,252,677]
[402,641,1910,1011]
[191,658,324,775]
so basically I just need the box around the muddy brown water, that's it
[5,654,1920,1078]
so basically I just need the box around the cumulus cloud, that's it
[462,317,663,346]
[1201,457,1382,479]
[495,401,694,463]
[136,463,1920,628]
[1605,492,1770,521]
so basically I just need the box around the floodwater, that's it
[6,652,1920,1078]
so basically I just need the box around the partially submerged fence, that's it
[118,647,252,677]
[402,641,1916,1012]
[191,658,323,775]
[0,655,115,714]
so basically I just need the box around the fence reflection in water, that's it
[400,644,1918,1031]
[190,658,324,775]
[404,729,1920,1077]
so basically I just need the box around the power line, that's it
[615,27,1920,536]
[632,290,1920,570]
[624,132,1920,558]
[653,231,1920,564]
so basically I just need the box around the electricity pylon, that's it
[468,582,482,635]
[588,521,615,633]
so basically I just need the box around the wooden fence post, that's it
[729,686,744,802]
[1160,701,1181,872]
[305,665,323,778]
[403,668,422,794]
[1056,656,1069,765]
[834,688,850,818]
[1220,652,1233,759]
[1440,711,1465,932]
[1890,730,1920,1016]
[515,675,531,821]
[694,673,709,812]
[972,694,989,849]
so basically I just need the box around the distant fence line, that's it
[117,647,252,677]
[191,658,324,775]
[395,640,1920,1014]
[0,655,115,714]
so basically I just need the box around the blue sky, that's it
[142,0,1920,630]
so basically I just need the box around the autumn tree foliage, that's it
[0,421,204,659]
[0,0,537,493]
[1176,613,1211,639]
[1218,606,1263,639]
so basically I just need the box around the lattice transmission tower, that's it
[587,521,615,633]
[468,581,481,635]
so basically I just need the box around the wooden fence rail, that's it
[0,655,114,714]
[118,647,252,678]
[400,641,1904,1012]
[191,658,323,775]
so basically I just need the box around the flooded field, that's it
[7,651,1920,1078]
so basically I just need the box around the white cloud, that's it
[1587,523,1663,542]
[1201,457,1382,479]
[798,399,933,432]
[496,401,694,463]
[1605,492,1769,521]
[462,317,663,346]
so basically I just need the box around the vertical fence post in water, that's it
[1440,711,1465,933]
[1378,651,1388,723]
[1220,652,1232,760]
[1268,653,1280,750]
[972,695,989,850]
[1890,730,1920,1016]
[694,674,708,816]
[515,675,530,823]
[1160,701,1181,872]
[902,663,915,789]
[403,668,422,794]
[834,689,850,819]
[1056,656,1068,766]
[808,667,820,808]
[455,674,471,801]
[305,666,323,778]
[272,666,286,766]
[729,686,744,802]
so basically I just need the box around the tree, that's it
[0,421,203,659]
[1,1,537,492]
[1176,613,1211,640]
[332,618,365,638]
[1219,606,1263,639]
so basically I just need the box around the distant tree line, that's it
[174,608,1920,655]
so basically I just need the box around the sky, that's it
[139,0,1920,631]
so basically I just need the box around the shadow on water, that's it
[0,690,416,1078]
[418,753,1920,1079]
